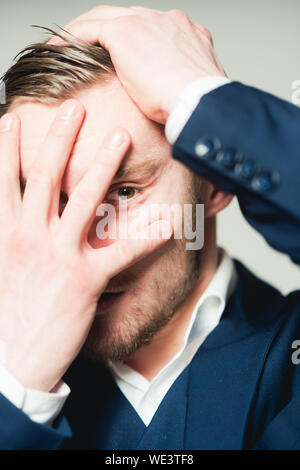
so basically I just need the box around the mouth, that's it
[96,291,126,313]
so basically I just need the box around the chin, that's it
[82,293,165,363]
[82,249,200,363]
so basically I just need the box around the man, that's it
[0,6,299,450]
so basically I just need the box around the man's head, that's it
[1,30,232,363]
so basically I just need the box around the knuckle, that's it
[27,165,53,189]
[197,24,213,42]
[204,29,213,42]
[26,165,45,185]
[168,9,188,20]
[66,20,85,35]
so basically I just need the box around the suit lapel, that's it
[184,260,285,449]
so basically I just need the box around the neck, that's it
[125,218,218,381]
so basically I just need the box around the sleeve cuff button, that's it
[216,148,239,169]
[251,170,280,192]
[194,137,221,160]
[235,158,257,180]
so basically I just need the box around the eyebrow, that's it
[20,157,162,194]
[113,157,161,181]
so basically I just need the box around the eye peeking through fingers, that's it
[58,186,141,217]
[106,186,140,203]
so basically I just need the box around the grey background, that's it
[1,0,299,293]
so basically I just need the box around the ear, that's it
[202,180,234,218]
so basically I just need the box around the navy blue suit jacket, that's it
[0,82,299,450]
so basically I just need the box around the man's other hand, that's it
[49,5,226,123]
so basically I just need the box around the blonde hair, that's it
[0,27,116,117]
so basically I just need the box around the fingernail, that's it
[104,129,126,149]
[0,114,14,132]
[60,100,79,120]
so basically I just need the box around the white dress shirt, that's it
[0,75,232,427]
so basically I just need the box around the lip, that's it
[96,291,125,313]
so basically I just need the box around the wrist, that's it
[5,358,62,393]
[165,75,231,144]
[162,70,226,120]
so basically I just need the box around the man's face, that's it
[14,78,201,362]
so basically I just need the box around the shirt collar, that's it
[183,248,237,346]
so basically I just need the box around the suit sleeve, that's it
[172,81,300,266]
[0,392,71,449]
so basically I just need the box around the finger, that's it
[48,19,112,47]
[48,6,135,46]
[21,100,85,227]
[65,5,135,27]
[0,113,21,222]
[130,6,163,14]
[89,219,173,283]
[194,23,213,45]
[166,9,193,26]
[63,5,159,32]
[59,127,130,248]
